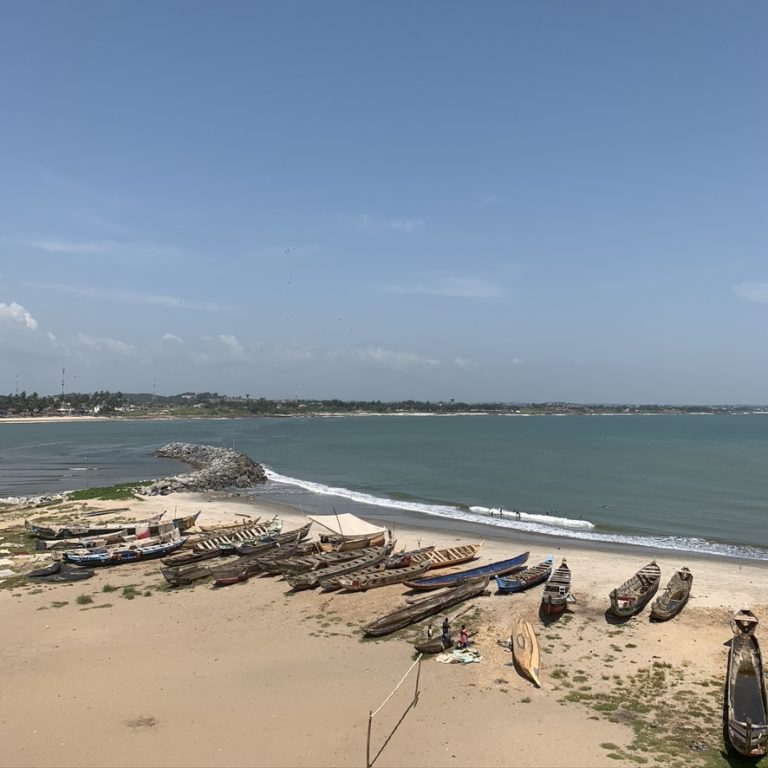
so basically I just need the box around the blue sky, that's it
[1,2,766,403]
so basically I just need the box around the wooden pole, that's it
[366,710,373,768]
[414,655,422,705]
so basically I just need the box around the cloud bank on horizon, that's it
[0,4,766,404]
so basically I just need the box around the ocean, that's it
[1,414,767,561]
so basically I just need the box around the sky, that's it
[0,2,766,404]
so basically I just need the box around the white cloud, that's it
[512,358,524,365]
[355,347,441,370]
[0,302,38,329]
[453,357,480,370]
[9,238,179,260]
[162,333,184,344]
[31,283,227,312]
[733,282,768,304]
[202,334,250,362]
[386,276,503,299]
[75,333,135,355]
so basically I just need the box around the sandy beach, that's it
[1,492,766,768]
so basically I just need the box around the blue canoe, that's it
[495,555,554,594]
[63,537,185,567]
[403,551,530,591]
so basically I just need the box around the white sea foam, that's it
[263,467,768,562]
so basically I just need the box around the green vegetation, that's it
[102,584,119,593]
[69,481,151,501]
[75,594,93,605]
[121,585,139,600]
[4,389,767,420]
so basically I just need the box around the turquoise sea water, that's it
[1,415,767,560]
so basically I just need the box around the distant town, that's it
[1,391,767,419]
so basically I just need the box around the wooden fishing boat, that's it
[233,521,312,554]
[35,529,131,551]
[286,542,395,591]
[197,516,261,533]
[63,530,186,567]
[192,519,281,552]
[495,556,553,594]
[650,567,693,621]
[512,618,541,687]
[161,555,240,587]
[163,520,285,567]
[540,558,572,616]
[403,551,530,592]
[425,543,482,570]
[211,534,308,587]
[25,511,199,540]
[317,546,432,592]
[255,542,321,574]
[307,512,388,552]
[727,609,768,756]
[27,561,95,582]
[608,561,661,618]
[278,545,380,576]
[362,576,491,637]
[331,559,431,592]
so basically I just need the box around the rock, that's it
[138,443,267,496]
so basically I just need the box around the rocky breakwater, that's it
[139,442,267,496]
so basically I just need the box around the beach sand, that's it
[1,492,766,767]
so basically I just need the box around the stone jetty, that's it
[139,442,267,496]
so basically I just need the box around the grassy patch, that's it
[68,481,151,501]
[51,600,68,608]
[122,585,139,600]
[102,584,119,593]
[75,594,93,605]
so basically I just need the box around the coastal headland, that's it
[1,446,766,767]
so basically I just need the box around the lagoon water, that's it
[1,414,767,560]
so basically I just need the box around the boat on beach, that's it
[27,561,95,582]
[63,529,186,567]
[35,529,131,551]
[608,561,661,618]
[25,511,200,540]
[650,567,693,621]
[726,609,768,757]
[211,533,310,587]
[512,618,541,687]
[361,576,491,637]
[495,556,553,594]
[329,558,432,592]
[403,551,530,592]
[232,521,311,554]
[540,558,572,616]
[424,543,482,570]
[285,541,395,591]
[307,512,388,552]
[277,545,378,576]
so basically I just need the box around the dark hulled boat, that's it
[727,609,768,757]
[403,552,530,592]
[495,556,553,594]
[650,567,693,622]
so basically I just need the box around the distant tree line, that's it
[2,390,764,418]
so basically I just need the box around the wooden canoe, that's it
[332,560,432,592]
[197,516,261,533]
[278,545,379,576]
[425,543,482,570]
[414,635,454,654]
[608,561,661,618]
[286,542,395,591]
[650,567,693,621]
[540,558,572,616]
[319,546,434,592]
[403,551,530,592]
[361,576,490,637]
[319,530,388,552]
[727,609,768,756]
[495,556,553,594]
[512,618,541,687]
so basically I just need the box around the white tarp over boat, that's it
[306,513,386,538]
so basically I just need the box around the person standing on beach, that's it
[426,624,433,641]
[441,617,450,644]
[458,625,469,648]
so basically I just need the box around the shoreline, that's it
[2,490,766,766]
